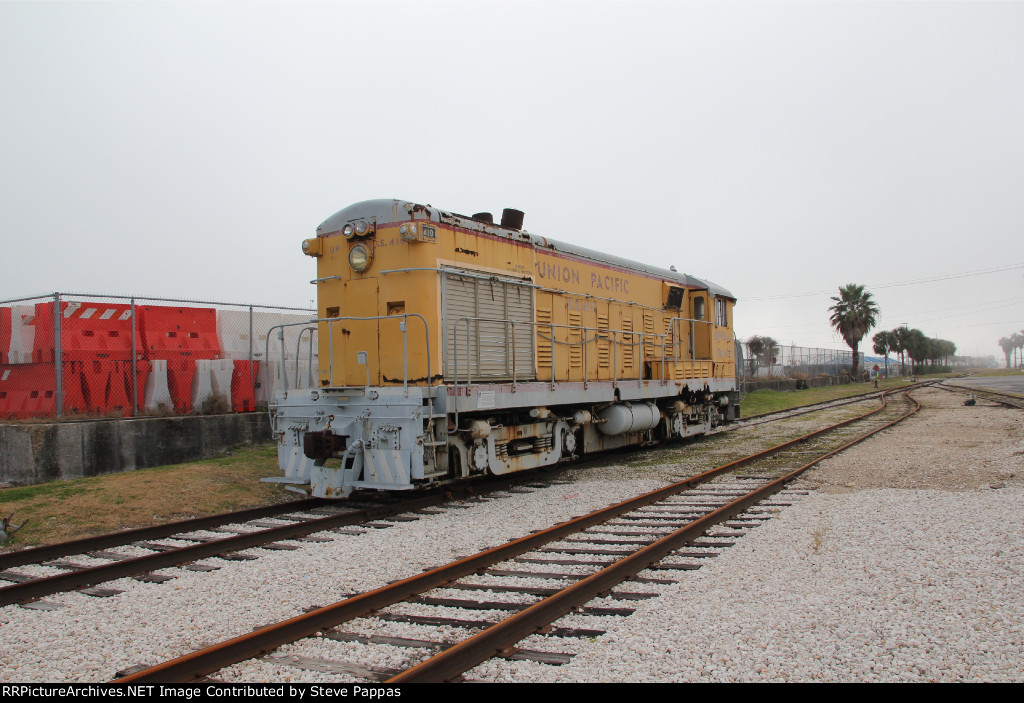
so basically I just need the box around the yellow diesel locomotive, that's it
[270,199,739,498]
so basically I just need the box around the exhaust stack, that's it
[500,208,524,231]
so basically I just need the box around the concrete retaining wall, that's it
[0,413,273,486]
[742,375,852,393]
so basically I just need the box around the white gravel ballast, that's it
[474,487,1024,682]
[1,387,1020,682]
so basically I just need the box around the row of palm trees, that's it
[998,332,1024,368]
[828,283,958,379]
[873,327,957,376]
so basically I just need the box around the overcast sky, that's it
[2,1,1022,359]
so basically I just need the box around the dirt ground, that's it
[798,386,1024,493]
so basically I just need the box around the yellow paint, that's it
[311,219,735,387]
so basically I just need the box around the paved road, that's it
[950,374,1024,396]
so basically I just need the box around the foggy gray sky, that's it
[2,1,1022,359]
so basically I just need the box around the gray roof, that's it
[317,199,735,300]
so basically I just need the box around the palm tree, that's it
[999,336,1015,368]
[939,339,956,367]
[872,330,896,377]
[904,328,929,374]
[892,326,910,375]
[829,284,879,382]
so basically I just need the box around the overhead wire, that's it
[742,262,1024,301]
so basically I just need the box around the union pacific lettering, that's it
[590,272,630,294]
[535,259,631,294]
[535,261,581,285]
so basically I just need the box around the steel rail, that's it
[0,470,580,608]
[0,494,447,607]
[114,389,917,684]
[389,389,921,681]
[932,381,1024,410]
[0,499,326,572]
[739,379,933,425]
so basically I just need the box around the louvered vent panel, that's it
[568,311,583,368]
[622,317,634,371]
[643,312,655,358]
[536,308,553,369]
[442,272,535,381]
[597,313,610,368]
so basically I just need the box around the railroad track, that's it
[115,388,920,683]
[0,386,913,609]
[735,379,933,427]
[0,492,483,608]
[932,381,1024,410]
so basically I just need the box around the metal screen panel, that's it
[442,273,535,382]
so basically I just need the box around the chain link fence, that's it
[0,292,317,420]
[2,293,892,420]
[738,341,865,381]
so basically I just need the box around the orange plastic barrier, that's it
[0,308,10,365]
[32,301,140,363]
[30,301,148,414]
[231,360,259,412]
[105,360,149,416]
[137,305,220,356]
[75,359,148,415]
[137,306,221,412]
[127,359,150,412]
[0,363,88,419]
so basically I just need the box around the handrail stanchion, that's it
[613,330,618,389]
[278,328,287,392]
[661,334,667,385]
[54,292,63,417]
[328,320,335,387]
[583,326,588,390]
[308,327,315,387]
[550,318,556,390]
[130,296,138,416]
[510,320,517,391]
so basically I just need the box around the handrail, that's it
[268,310,722,434]
[379,267,678,314]
[449,316,673,416]
[295,326,317,389]
[381,267,538,288]
[265,314,433,429]
[668,316,714,362]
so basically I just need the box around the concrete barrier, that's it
[0,412,272,486]
[742,376,852,393]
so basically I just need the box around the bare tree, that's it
[745,335,779,377]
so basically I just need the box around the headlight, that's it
[354,220,369,235]
[343,224,355,238]
[348,243,373,272]
[399,223,418,242]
